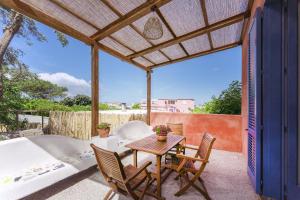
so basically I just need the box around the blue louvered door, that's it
[247,9,262,194]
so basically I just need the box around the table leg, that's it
[133,150,138,167]
[156,155,162,199]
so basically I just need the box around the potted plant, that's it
[97,123,111,138]
[153,125,171,142]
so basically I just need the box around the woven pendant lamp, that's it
[143,6,163,40]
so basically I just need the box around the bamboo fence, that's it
[48,111,146,140]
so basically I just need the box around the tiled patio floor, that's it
[47,149,260,200]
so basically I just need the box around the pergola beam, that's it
[129,12,249,59]
[200,0,214,49]
[0,0,93,45]
[155,8,189,56]
[91,0,171,41]
[101,0,155,67]
[0,0,149,71]
[109,35,155,66]
[241,0,255,41]
[151,42,240,69]
[49,0,100,30]
[101,0,171,63]
[96,43,148,71]
[240,18,248,41]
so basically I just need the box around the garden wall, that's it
[151,112,242,152]
[49,111,242,152]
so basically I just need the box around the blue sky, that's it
[10,22,241,105]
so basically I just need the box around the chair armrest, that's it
[176,154,206,162]
[125,161,152,183]
[181,145,198,151]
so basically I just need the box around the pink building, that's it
[141,99,195,113]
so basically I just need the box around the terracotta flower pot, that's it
[157,134,167,142]
[97,127,110,138]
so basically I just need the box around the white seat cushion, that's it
[91,136,130,154]
[114,121,153,140]
[0,136,96,200]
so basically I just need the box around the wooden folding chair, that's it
[90,144,153,200]
[168,133,216,199]
[165,123,186,164]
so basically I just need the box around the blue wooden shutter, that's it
[248,9,262,193]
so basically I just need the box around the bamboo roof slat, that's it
[128,12,247,60]
[0,0,93,45]
[200,0,213,50]
[96,42,148,71]
[54,0,119,29]
[211,21,244,48]
[159,0,205,37]
[155,7,189,56]
[0,0,253,70]
[49,0,99,30]
[20,0,97,36]
[99,37,134,56]
[152,42,240,69]
[205,0,248,24]
[181,34,211,55]
[108,0,147,16]
[91,0,171,41]
[160,44,186,60]
[111,26,151,52]
[144,51,169,64]
[133,57,154,67]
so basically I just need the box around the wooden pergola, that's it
[0,0,253,135]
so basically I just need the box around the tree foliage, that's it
[193,80,242,115]
[0,7,68,98]
[22,79,67,100]
[131,103,141,109]
[61,97,74,107]
[61,95,91,106]
[24,99,71,111]
[0,72,25,130]
[0,7,68,67]
[0,65,68,126]
[73,95,91,106]
[4,66,67,100]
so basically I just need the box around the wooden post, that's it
[146,70,151,125]
[91,44,99,137]
[41,114,44,128]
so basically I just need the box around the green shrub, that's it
[131,103,141,110]
[193,81,241,115]
[24,99,71,111]
[97,123,110,129]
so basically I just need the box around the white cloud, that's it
[38,72,91,97]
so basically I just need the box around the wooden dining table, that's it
[125,134,185,199]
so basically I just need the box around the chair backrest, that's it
[196,133,216,161]
[167,123,183,136]
[90,144,126,183]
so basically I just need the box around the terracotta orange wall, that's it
[241,0,265,156]
[151,112,242,152]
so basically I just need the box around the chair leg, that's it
[175,172,210,199]
[192,183,211,200]
[174,170,185,180]
[175,180,193,196]
[198,177,209,194]
[138,177,151,200]
[104,189,113,200]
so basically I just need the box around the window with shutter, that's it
[247,9,262,193]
